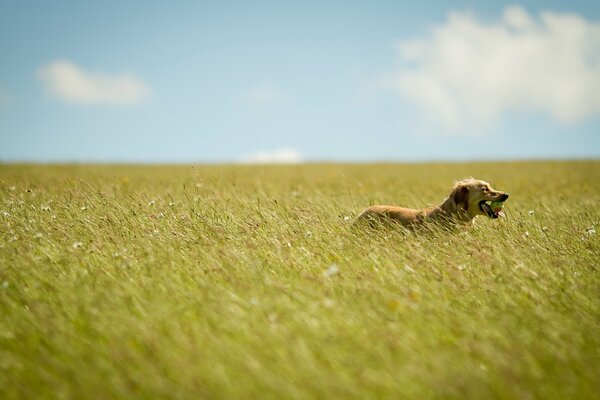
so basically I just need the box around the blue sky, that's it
[1,0,599,163]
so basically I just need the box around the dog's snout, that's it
[501,193,509,201]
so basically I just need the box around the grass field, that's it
[1,161,599,399]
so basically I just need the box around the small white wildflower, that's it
[158,212,165,218]
[323,264,339,277]
[168,202,175,207]
[72,242,83,249]
[9,235,18,242]
[2,211,9,217]
[80,206,87,211]
[573,271,581,278]
[153,229,159,235]
[305,231,312,237]
[343,216,351,221]
[9,186,16,191]
[528,210,534,216]
[52,215,57,220]
[34,233,43,239]
[404,265,415,273]
[523,231,530,238]
[585,227,596,236]
[457,264,467,271]
[41,205,50,211]
[148,200,156,206]
[286,241,292,247]
[542,226,548,232]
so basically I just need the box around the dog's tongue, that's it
[491,203,505,218]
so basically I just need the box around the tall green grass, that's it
[1,162,599,399]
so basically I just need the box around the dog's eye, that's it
[482,187,489,192]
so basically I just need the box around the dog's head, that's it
[451,178,509,219]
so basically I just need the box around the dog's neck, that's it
[435,196,473,224]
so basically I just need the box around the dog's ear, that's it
[453,184,469,211]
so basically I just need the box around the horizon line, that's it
[1,156,599,166]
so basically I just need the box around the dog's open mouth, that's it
[479,200,506,219]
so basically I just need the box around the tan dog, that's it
[355,178,509,228]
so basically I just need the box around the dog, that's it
[354,178,509,228]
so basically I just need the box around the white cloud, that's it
[239,148,303,164]
[37,60,150,105]
[387,6,600,135]
[241,84,288,106]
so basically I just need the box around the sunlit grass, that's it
[1,161,599,399]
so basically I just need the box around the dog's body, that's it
[355,178,509,228]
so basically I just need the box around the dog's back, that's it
[354,205,423,227]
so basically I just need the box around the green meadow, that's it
[1,161,599,399]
